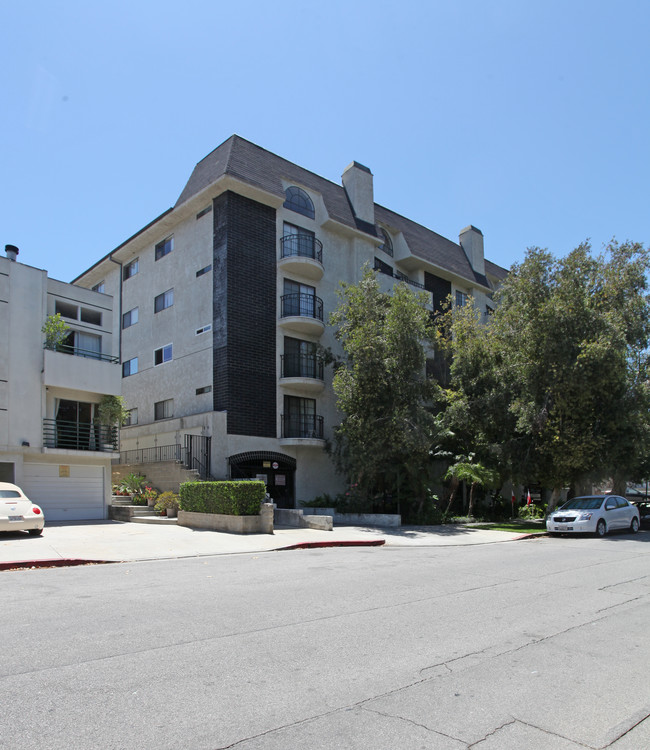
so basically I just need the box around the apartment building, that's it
[0,246,121,519]
[74,136,507,507]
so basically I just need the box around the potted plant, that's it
[141,485,159,508]
[96,395,129,450]
[41,313,70,351]
[118,473,146,500]
[155,491,180,518]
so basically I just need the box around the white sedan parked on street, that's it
[546,495,640,537]
[0,483,45,535]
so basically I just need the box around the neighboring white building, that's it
[0,246,121,520]
[73,136,507,508]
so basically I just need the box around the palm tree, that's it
[444,459,499,518]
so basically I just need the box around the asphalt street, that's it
[1,532,649,749]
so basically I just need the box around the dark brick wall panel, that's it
[212,192,277,436]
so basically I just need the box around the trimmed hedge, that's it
[179,481,266,516]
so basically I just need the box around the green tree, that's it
[329,267,443,517]
[440,240,650,513]
[41,313,70,350]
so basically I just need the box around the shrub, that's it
[300,494,334,508]
[155,491,180,513]
[119,473,146,495]
[518,503,546,520]
[180,481,266,516]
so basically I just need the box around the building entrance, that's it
[228,451,296,508]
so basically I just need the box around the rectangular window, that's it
[122,307,139,329]
[154,344,172,366]
[80,308,102,326]
[196,206,212,219]
[91,281,105,293]
[124,408,138,426]
[122,357,138,377]
[123,258,139,280]
[154,288,174,313]
[154,399,173,421]
[196,264,212,277]
[195,324,212,335]
[283,395,319,438]
[374,257,393,277]
[55,300,78,320]
[455,291,468,308]
[196,386,212,395]
[155,236,173,261]
[283,279,316,317]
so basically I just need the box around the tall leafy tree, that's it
[328,268,442,515]
[440,241,650,512]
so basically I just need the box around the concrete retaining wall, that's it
[177,504,274,534]
[274,507,333,531]
[302,508,401,527]
[112,462,200,493]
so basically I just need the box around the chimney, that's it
[342,161,374,225]
[5,244,19,262]
[459,226,485,276]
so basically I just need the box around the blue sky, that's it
[2,0,648,282]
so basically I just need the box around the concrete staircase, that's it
[109,497,177,525]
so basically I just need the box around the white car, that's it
[0,482,45,535]
[546,495,640,537]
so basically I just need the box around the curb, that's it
[0,558,112,571]
[276,539,386,551]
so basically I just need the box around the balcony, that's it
[280,414,325,446]
[43,345,121,396]
[43,419,118,453]
[279,293,325,336]
[279,234,324,280]
[280,354,325,394]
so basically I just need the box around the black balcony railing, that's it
[281,354,324,380]
[119,444,186,465]
[280,234,323,264]
[281,414,324,439]
[43,419,118,452]
[281,293,324,321]
[44,343,119,364]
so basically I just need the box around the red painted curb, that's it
[0,558,111,571]
[276,539,386,551]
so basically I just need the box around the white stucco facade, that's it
[0,251,121,519]
[72,136,507,508]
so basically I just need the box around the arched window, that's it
[378,227,393,257]
[284,186,315,219]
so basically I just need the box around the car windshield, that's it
[559,497,604,510]
[0,490,21,498]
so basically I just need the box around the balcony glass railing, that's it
[281,414,324,439]
[43,419,118,452]
[280,234,323,264]
[281,354,324,380]
[280,293,324,321]
[44,343,119,364]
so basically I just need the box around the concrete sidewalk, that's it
[0,520,539,567]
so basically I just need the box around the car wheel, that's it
[596,519,607,537]
[28,528,43,536]
[630,517,640,534]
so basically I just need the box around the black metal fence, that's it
[281,414,324,439]
[281,354,324,380]
[280,293,324,321]
[43,419,118,452]
[280,233,323,263]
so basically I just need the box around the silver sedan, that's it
[547,495,640,537]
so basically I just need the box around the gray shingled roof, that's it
[176,135,507,288]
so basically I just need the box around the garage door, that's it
[21,463,105,521]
